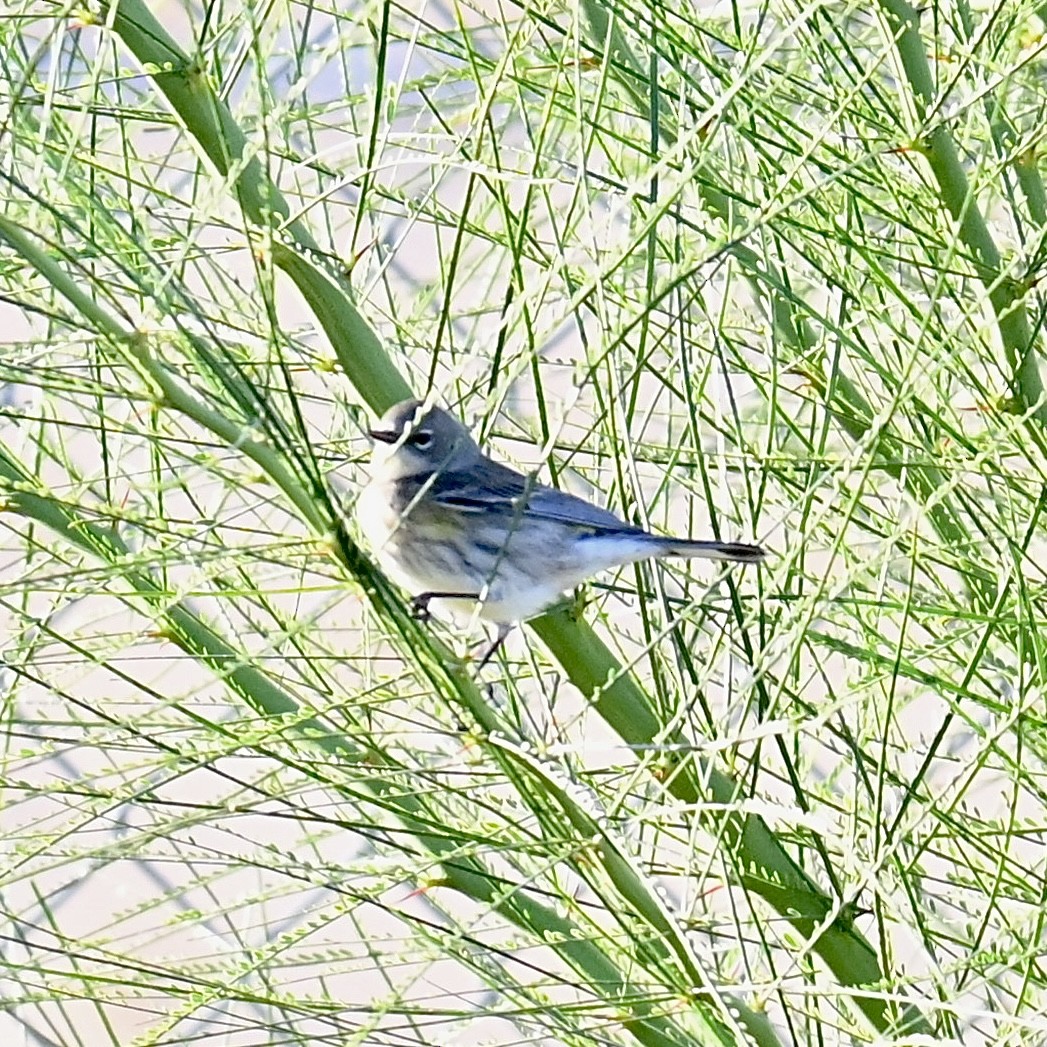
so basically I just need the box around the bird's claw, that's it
[410,594,433,622]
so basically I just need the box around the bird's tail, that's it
[654,537,766,563]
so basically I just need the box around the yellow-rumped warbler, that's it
[357,398,765,664]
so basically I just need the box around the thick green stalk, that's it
[574,1,932,1034]
[0,446,723,1047]
[877,0,1047,422]
[0,213,775,1047]
[535,612,925,1036]
[494,734,781,1047]
[73,3,922,1033]
[101,0,410,412]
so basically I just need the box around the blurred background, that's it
[1,1,1046,1044]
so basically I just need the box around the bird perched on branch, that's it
[357,398,764,665]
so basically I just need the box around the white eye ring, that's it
[409,430,432,447]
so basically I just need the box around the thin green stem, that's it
[877,0,1046,421]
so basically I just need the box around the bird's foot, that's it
[410,590,485,623]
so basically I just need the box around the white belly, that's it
[356,481,659,626]
[356,481,586,625]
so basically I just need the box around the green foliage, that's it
[1,0,1045,1044]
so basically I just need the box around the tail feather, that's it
[656,538,766,563]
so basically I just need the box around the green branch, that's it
[878,0,1047,421]
[100,0,410,412]
[0,212,774,1047]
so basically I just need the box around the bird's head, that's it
[367,398,480,481]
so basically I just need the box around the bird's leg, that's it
[409,591,482,623]
[475,623,512,670]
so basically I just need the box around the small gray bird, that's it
[356,398,764,664]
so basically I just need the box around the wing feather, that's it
[424,460,639,533]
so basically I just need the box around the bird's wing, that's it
[427,460,637,533]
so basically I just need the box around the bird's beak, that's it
[368,427,400,444]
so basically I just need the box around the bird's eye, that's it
[408,430,432,447]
